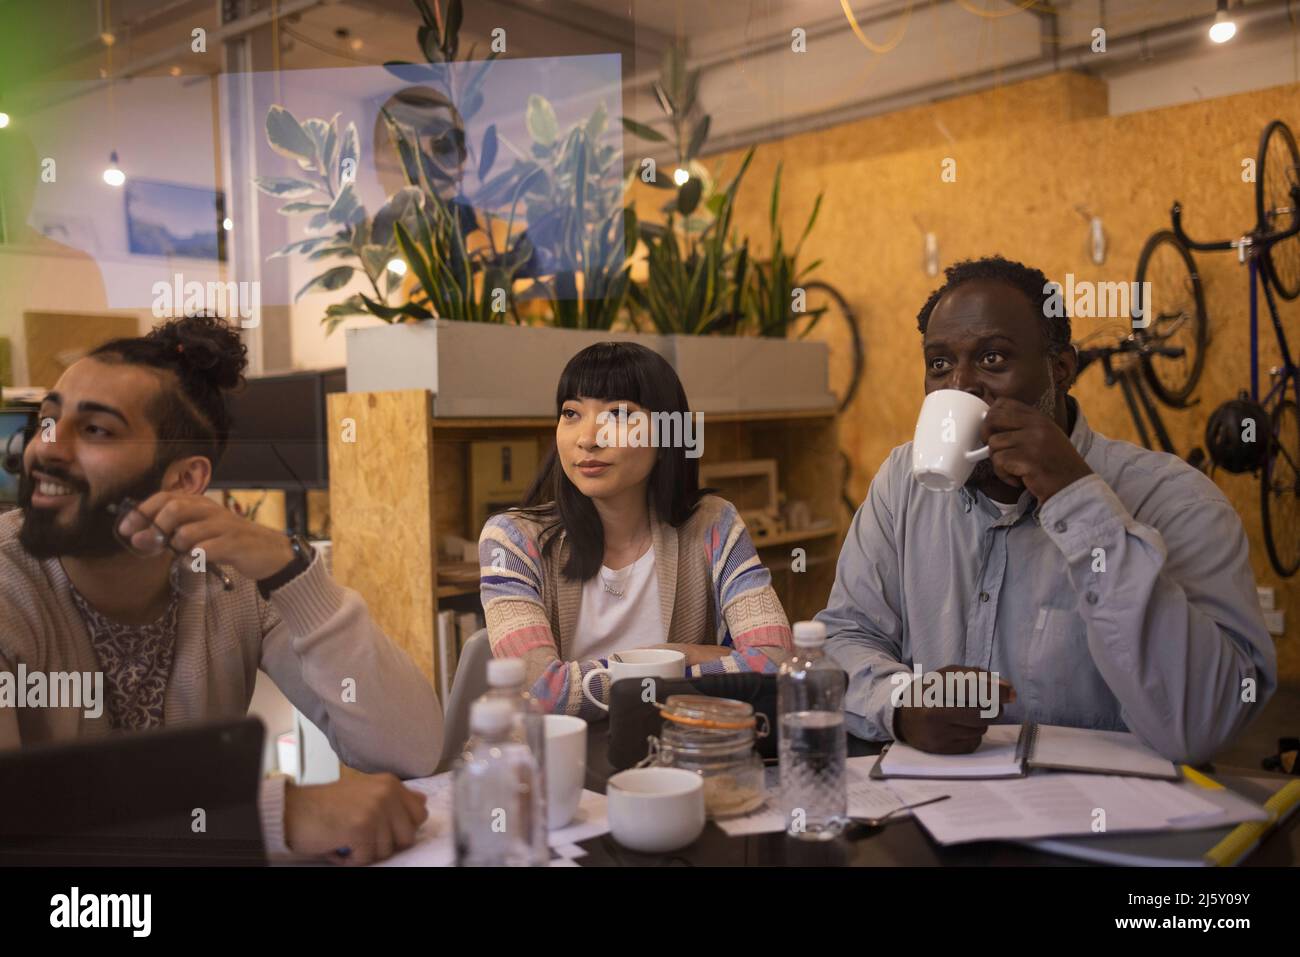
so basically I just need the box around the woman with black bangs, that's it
[478,342,793,718]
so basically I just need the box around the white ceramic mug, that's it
[912,389,992,492]
[580,649,686,712]
[543,715,587,831]
[606,767,706,853]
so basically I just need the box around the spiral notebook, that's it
[872,723,1180,781]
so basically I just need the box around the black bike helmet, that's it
[1205,391,1271,474]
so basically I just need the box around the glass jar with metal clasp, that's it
[638,695,770,819]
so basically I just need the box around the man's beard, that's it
[967,377,1060,488]
[18,461,169,560]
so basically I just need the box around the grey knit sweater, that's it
[0,510,443,853]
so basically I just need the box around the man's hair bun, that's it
[147,314,248,392]
[88,314,250,470]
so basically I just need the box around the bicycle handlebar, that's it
[1171,184,1300,252]
[1076,341,1184,371]
[1170,202,1236,252]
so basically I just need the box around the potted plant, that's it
[623,48,834,414]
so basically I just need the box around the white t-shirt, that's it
[991,498,1018,515]
[571,545,664,661]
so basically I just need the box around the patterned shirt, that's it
[68,565,181,732]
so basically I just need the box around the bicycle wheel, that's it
[1261,397,1300,577]
[1134,230,1207,408]
[1257,119,1300,301]
[790,281,864,415]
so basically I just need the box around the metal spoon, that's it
[849,794,951,828]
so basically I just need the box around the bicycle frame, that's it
[1171,186,1300,414]
[1102,353,1177,454]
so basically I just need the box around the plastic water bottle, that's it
[453,698,544,866]
[778,620,848,840]
[485,657,549,863]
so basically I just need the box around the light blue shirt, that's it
[817,397,1276,764]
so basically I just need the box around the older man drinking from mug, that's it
[816,255,1274,764]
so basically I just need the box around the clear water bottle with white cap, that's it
[484,657,549,864]
[778,620,848,840]
[453,698,544,866]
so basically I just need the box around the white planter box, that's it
[345,320,670,417]
[666,335,835,414]
[345,321,832,417]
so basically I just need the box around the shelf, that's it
[751,526,841,548]
[437,584,480,599]
[427,407,837,431]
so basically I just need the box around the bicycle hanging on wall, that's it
[1170,119,1300,577]
[1074,226,1209,471]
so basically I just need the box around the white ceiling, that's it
[22,0,1300,151]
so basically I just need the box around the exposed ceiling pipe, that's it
[697,0,1298,157]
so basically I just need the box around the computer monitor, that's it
[0,408,37,507]
[210,368,346,534]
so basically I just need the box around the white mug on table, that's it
[912,388,992,492]
[543,715,587,830]
[580,648,686,711]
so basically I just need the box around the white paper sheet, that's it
[374,772,609,867]
[885,772,1223,845]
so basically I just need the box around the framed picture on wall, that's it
[124,179,227,261]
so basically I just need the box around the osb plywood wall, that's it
[642,72,1299,686]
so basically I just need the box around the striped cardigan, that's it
[478,494,793,719]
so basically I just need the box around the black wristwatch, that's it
[257,534,316,599]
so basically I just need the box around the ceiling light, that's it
[1210,1,1236,43]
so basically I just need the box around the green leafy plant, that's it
[622,46,757,335]
[376,109,533,323]
[630,147,754,335]
[748,162,826,338]
[258,0,520,329]
[524,98,637,330]
[255,107,419,334]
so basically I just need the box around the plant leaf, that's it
[526,95,559,146]
[371,186,423,246]
[677,176,702,216]
[652,81,676,118]
[686,115,710,161]
[268,235,334,259]
[327,182,364,225]
[265,106,316,165]
[394,220,440,303]
[412,0,438,29]
[307,244,354,261]
[295,266,355,302]
[324,294,368,318]
[278,201,330,214]
[394,86,453,111]
[338,121,359,187]
[680,70,700,117]
[418,24,445,63]
[586,102,608,141]
[254,176,318,198]
[769,162,782,233]
[443,0,463,60]
[383,61,436,84]
[478,123,498,181]
[621,117,667,143]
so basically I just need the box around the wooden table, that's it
[573,726,1300,867]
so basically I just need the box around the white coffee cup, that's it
[912,389,992,492]
[606,767,706,853]
[580,649,686,712]
[543,715,587,831]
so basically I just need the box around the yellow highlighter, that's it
[1186,769,1300,867]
